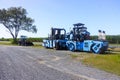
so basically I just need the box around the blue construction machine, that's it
[66,23,109,54]
[43,28,67,50]
[43,23,109,54]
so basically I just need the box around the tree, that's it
[0,7,37,43]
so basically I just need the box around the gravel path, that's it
[0,45,120,80]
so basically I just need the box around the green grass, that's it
[109,44,120,46]
[31,45,43,48]
[0,41,12,45]
[70,54,79,58]
[70,52,120,76]
[0,41,19,46]
[31,42,43,48]
[0,41,43,48]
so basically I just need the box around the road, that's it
[0,46,120,80]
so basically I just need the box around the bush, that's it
[0,37,10,41]
[11,39,18,44]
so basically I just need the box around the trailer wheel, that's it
[69,43,75,52]
[55,42,60,50]
[98,48,105,54]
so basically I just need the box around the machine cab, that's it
[43,27,67,49]
[50,28,66,40]
[71,23,90,41]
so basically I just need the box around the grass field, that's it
[70,51,120,76]
[0,41,43,48]
[0,41,13,45]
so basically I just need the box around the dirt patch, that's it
[37,58,46,64]
[52,56,61,61]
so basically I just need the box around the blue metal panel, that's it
[83,40,93,51]
[76,42,83,51]
[43,39,56,48]
[92,41,103,53]
[66,41,76,51]
[92,42,102,53]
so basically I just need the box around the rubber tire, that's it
[55,42,60,50]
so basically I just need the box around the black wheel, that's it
[55,42,60,50]
[18,42,21,46]
[98,47,105,54]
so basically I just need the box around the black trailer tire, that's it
[55,42,60,50]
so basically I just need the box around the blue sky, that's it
[0,0,120,38]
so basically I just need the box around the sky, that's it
[0,0,120,38]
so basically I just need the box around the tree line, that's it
[91,35,120,44]
[0,35,120,44]
[0,37,45,42]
